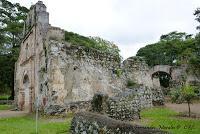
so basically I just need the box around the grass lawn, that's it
[0,115,72,134]
[141,107,200,134]
[1,107,199,134]
[0,95,10,100]
[0,105,11,110]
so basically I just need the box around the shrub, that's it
[170,85,197,117]
[64,31,120,56]
[126,80,137,89]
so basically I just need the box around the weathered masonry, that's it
[14,1,50,112]
[14,1,125,112]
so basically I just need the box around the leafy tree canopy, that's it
[136,31,199,71]
[194,8,200,30]
[137,7,200,70]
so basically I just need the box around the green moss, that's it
[116,69,123,77]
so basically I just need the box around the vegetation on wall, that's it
[64,31,120,56]
[126,80,138,89]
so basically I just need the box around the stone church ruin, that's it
[14,1,198,117]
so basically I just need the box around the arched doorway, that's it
[152,71,172,95]
[20,74,30,111]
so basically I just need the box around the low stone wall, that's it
[106,89,140,121]
[44,105,66,115]
[0,100,13,105]
[152,88,164,106]
[106,87,153,121]
[65,101,91,113]
[90,86,153,121]
[71,112,167,134]
[136,86,153,108]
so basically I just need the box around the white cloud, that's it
[9,0,200,59]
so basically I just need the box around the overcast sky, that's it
[9,0,200,59]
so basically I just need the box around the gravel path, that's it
[0,110,28,118]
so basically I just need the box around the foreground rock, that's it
[44,105,65,115]
[71,112,168,134]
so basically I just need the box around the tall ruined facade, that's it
[14,1,49,112]
[14,1,125,112]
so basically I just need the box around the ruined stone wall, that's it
[15,1,50,112]
[15,22,49,111]
[122,57,165,106]
[123,56,153,88]
[47,26,65,41]
[106,87,152,121]
[169,66,186,87]
[39,40,125,108]
[15,1,171,113]
[14,26,37,111]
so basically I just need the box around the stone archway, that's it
[150,65,172,88]
[152,71,172,88]
[152,71,172,95]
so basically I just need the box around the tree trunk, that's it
[187,102,191,117]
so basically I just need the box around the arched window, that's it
[25,43,28,59]
[23,74,29,86]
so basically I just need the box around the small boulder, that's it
[44,105,65,115]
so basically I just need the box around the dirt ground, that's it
[0,103,200,119]
[0,110,28,118]
[165,102,200,114]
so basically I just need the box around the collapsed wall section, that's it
[40,40,125,108]
[123,56,153,87]
[122,56,164,106]
[106,87,152,121]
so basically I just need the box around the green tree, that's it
[0,0,28,98]
[194,8,200,30]
[189,8,200,74]
[136,31,195,67]
[170,85,197,117]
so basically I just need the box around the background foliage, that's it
[136,31,199,68]
[136,9,200,72]
[0,0,29,98]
